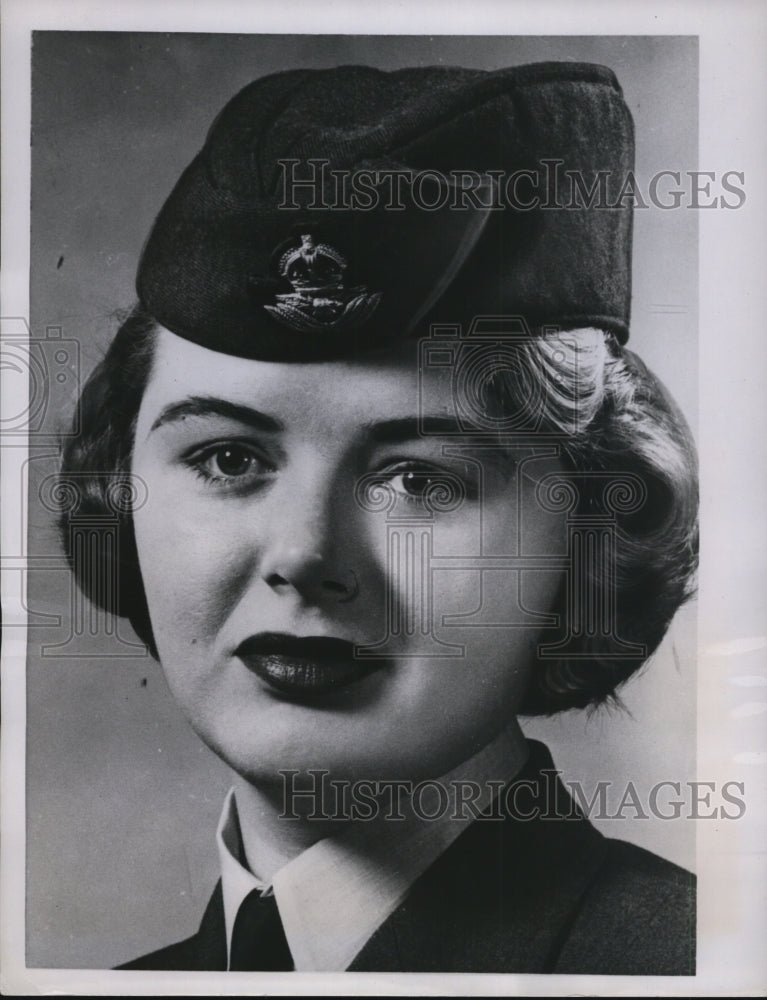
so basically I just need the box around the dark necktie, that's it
[229,888,294,971]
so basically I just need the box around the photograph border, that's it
[2,1,766,996]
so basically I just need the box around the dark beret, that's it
[137,61,635,360]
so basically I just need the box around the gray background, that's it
[26,33,698,969]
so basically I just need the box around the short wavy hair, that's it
[58,306,698,715]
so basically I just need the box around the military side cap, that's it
[137,61,635,360]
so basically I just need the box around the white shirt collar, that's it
[216,727,526,971]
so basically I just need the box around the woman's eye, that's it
[210,446,259,478]
[382,465,476,508]
[186,443,271,486]
[389,469,441,500]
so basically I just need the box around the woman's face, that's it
[131,327,566,787]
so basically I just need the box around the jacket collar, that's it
[349,740,608,972]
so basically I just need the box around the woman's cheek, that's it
[134,495,255,653]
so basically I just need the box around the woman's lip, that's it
[235,632,388,697]
[240,653,383,697]
[237,632,359,661]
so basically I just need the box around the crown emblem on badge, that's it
[264,234,382,333]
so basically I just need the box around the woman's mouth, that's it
[236,632,388,698]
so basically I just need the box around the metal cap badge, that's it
[264,234,382,333]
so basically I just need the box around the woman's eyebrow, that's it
[364,415,465,444]
[148,396,284,435]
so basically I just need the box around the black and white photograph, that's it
[1,2,765,996]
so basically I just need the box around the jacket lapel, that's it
[350,743,609,972]
[190,879,228,970]
[116,880,227,971]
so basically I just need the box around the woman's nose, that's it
[260,545,358,602]
[257,476,359,604]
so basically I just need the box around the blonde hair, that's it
[487,328,698,713]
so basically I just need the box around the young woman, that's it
[59,61,698,974]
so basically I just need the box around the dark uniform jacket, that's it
[120,741,696,975]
